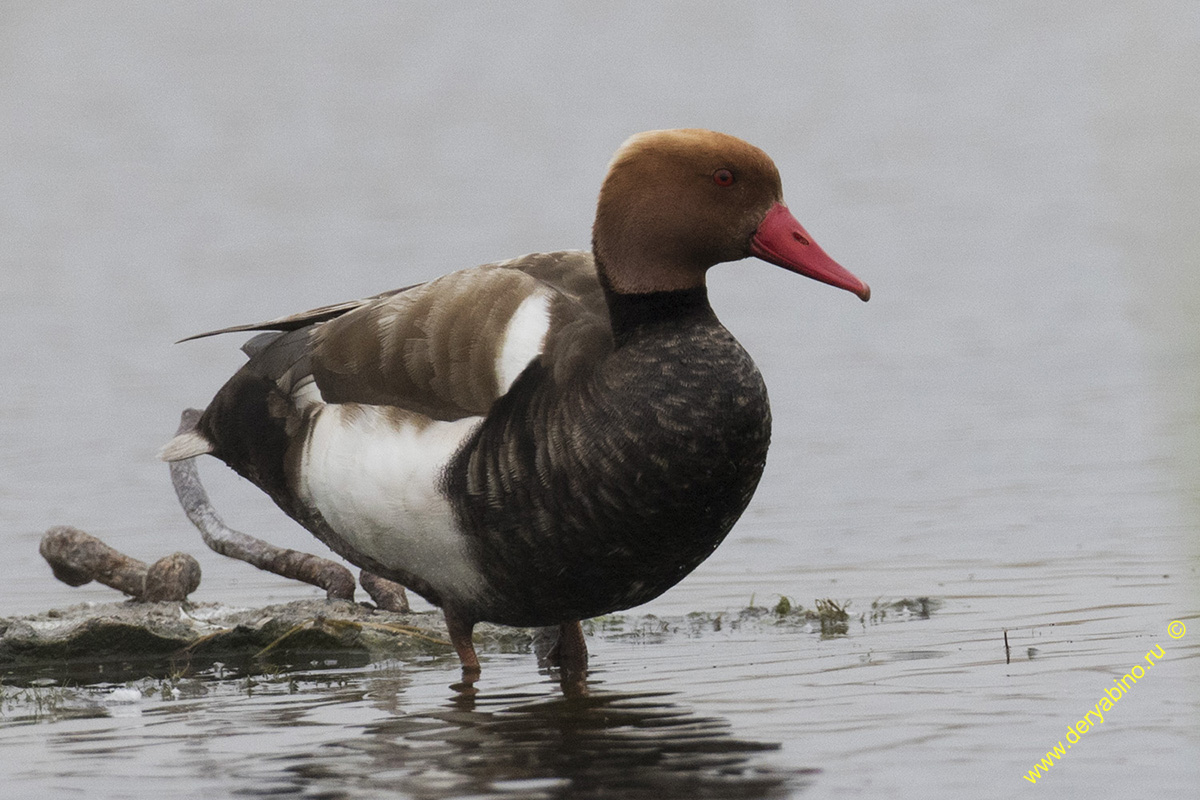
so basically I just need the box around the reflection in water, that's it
[265,687,809,799]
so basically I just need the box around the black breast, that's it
[445,287,772,626]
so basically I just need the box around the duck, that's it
[161,129,869,679]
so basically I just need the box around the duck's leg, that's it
[548,620,588,677]
[443,608,481,677]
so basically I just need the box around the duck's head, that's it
[593,129,869,301]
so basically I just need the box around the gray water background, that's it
[1,2,1197,797]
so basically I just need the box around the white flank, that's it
[495,290,552,393]
[298,404,486,604]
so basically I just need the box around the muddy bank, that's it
[0,595,922,686]
[0,599,529,685]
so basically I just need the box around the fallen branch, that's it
[40,526,201,602]
[360,571,411,612]
[168,408,407,611]
[169,409,356,601]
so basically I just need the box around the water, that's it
[2,2,1197,797]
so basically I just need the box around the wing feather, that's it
[176,285,418,342]
[182,251,611,422]
[309,252,609,419]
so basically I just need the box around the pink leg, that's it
[549,620,588,678]
[443,609,481,678]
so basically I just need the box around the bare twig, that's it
[40,526,201,602]
[168,409,357,602]
[1004,629,1011,665]
[360,571,410,612]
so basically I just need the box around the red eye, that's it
[712,168,735,187]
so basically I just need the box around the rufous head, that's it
[593,129,869,301]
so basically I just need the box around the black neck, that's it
[602,282,713,345]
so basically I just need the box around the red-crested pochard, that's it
[161,129,869,679]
